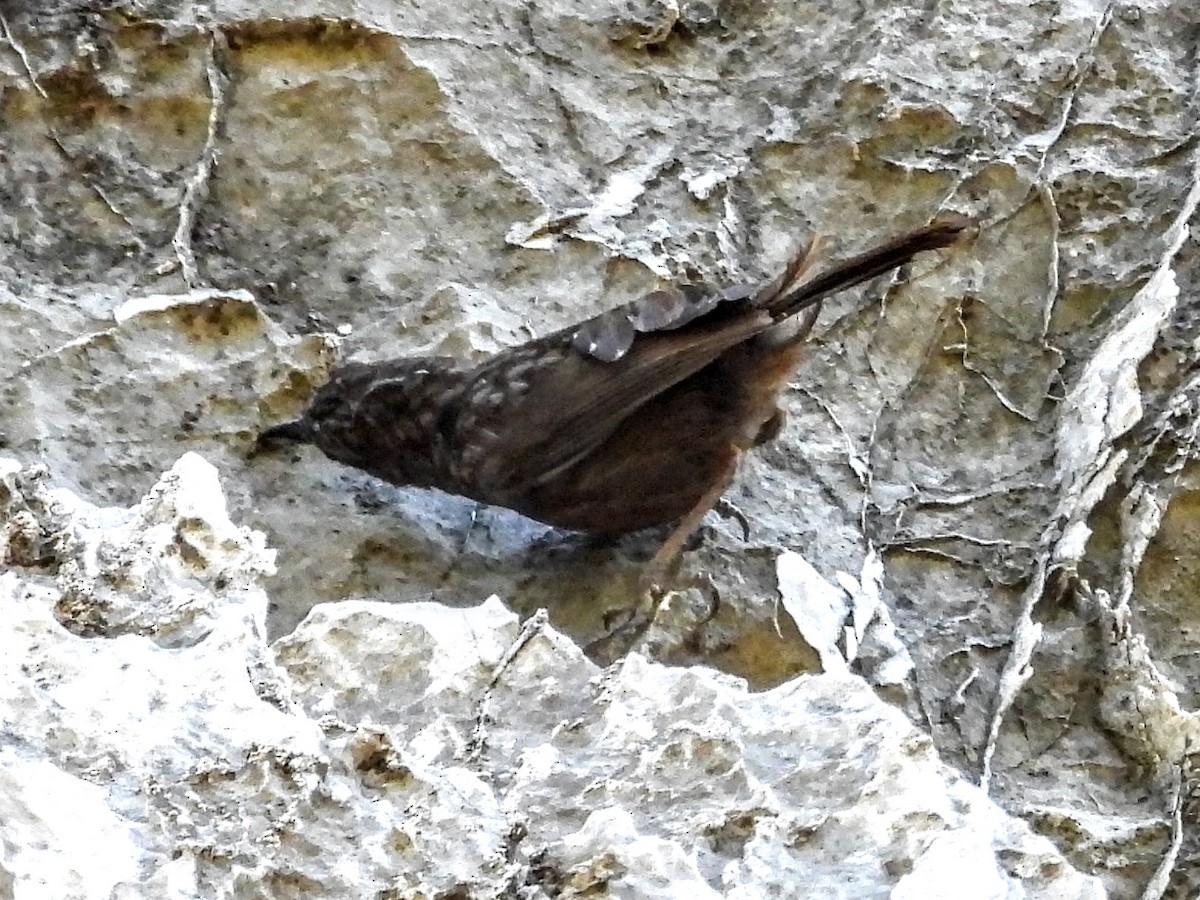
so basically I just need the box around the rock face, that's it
[1,455,1104,898]
[1,0,1198,897]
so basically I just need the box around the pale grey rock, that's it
[0,747,142,899]
[0,455,1105,898]
[1,0,1198,896]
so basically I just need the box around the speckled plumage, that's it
[259,216,969,542]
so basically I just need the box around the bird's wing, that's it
[460,216,970,500]
[461,242,823,497]
[568,237,821,363]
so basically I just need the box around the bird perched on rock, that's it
[258,215,969,585]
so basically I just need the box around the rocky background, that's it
[1,0,1197,897]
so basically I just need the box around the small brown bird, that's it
[259,215,969,584]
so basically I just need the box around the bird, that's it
[257,214,970,586]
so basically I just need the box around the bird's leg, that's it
[590,468,737,662]
[638,451,741,594]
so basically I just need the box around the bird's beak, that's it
[254,419,315,453]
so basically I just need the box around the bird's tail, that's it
[762,213,972,321]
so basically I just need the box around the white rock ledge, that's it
[0,455,1105,899]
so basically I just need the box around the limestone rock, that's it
[0,457,1104,898]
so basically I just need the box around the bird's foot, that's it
[712,498,752,542]
[586,569,720,663]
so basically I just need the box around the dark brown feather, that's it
[258,215,971,537]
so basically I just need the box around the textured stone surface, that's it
[1,0,1199,896]
[0,455,1104,898]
